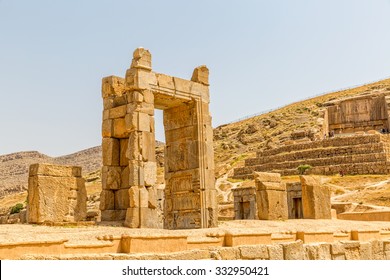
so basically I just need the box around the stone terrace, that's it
[233,134,390,179]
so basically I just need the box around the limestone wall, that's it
[16,240,390,260]
[234,134,390,178]
[27,164,87,223]
[326,94,389,134]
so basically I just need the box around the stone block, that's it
[156,73,175,89]
[128,161,144,186]
[102,119,113,138]
[300,175,331,219]
[359,242,372,260]
[127,132,140,161]
[120,139,129,166]
[143,90,154,104]
[140,207,159,228]
[139,187,149,208]
[267,244,284,260]
[138,112,151,132]
[173,77,191,93]
[304,244,331,260]
[239,245,269,260]
[99,190,115,210]
[27,165,86,223]
[144,162,157,187]
[131,48,152,70]
[101,209,126,221]
[253,172,282,183]
[121,166,129,189]
[147,187,158,209]
[191,65,209,85]
[129,187,140,208]
[102,166,121,190]
[29,164,81,178]
[126,91,139,103]
[101,76,125,98]
[370,240,384,260]
[124,208,140,228]
[125,113,138,132]
[331,243,345,255]
[109,105,127,119]
[102,138,120,166]
[115,189,130,210]
[214,247,240,260]
[282,241,304,260]
[112,118,128,138]
[125,68,156,89]
[342,241,361,260]
[102,109,109,120]
[142,132,155,162]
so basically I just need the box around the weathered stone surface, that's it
[300,175,331,219]
[254,172,288,220]
[144,162,157,187]
[102,138,119,166]
[282,241,304,260]
[102,76,125,98]
[109,105,127,119]
[99,190,115,210]
[267,244,284,260]
[191,65,209,86]
[112,118,128,138]
[115,189,130,210]
[232,187,257,220]
[102,166,121,190]
[27,164,86,223]
[304,243,331,260]
[124,207,139,228]
[29,164,81,178]
[239,245,269,260]
[101,48,216,230]
[233,134,390,178]
[342,241,361,260]
[120,139,129,166]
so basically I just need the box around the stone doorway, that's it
[292,197,303,219]
[100,48,217,229]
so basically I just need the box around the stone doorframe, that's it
[100,48,217,229]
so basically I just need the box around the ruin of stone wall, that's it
[233,134,390,179]
[326,94,390,134]
[27,164,87,223]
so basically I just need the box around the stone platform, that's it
[2,220,390,260]
[233,134,390,179]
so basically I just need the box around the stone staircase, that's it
[233,134,390,179]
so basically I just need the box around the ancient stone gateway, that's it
[100,48,217,229]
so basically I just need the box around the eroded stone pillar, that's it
[254,172,288,220]
[300,175,331,219]
[27,163,86,223]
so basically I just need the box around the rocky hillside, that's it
[0,147,102,197]
[213,78,390,177]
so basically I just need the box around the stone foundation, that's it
[233,134,390,178]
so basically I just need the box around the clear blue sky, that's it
[1,0,390,156]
